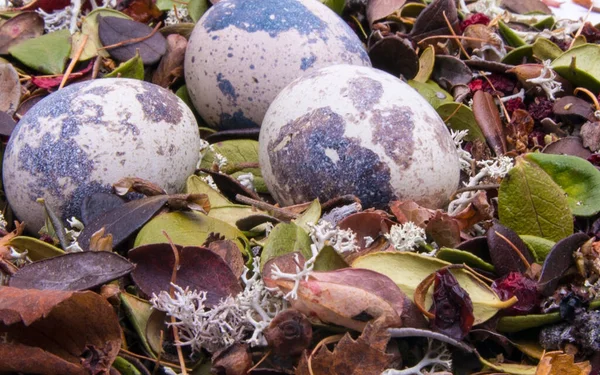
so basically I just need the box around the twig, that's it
[59,34,88,90]
[569,4,592,49]
[248,349,271,372]
[98,21,162,51]
[151,330,164,375]
[387,328,474,353]
[235,194,299,221]
[118,348,190,371]
[443,11,470,59]
[163,231,188,375]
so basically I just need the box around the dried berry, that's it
[483,74,516,96]
[528,97,555,121]
[460,13,491,33]
[505,98,526,116]
[429,268,474,340]
[588,153,600,168]
[468,78,484,93]
[263,309,312,357]
[491,272,540,315]
[581,22,600,44]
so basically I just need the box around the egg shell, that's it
[184,0,371,130]
[3,78,201,231]
[259,65,461,210]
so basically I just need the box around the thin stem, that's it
[387,328,474,352]
[98,21,162,51]
[235,194,298,220]
[494,230,531,269]
[443,10,470,59]
[60,34,88,90]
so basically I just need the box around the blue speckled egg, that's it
[184,0,371,130]
[3,78,201,231]
[259,65,461,210]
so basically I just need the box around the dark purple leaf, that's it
[500,0,551,14]
[0,111,16,137]
[205,128,260,143]
[368,33,418,79]
[236,214,281,232]
[431,55,473,91]
[491,272,540,315]
[553,96,594,121]
[15,95,44,119]
[538,233,590,296]
[409,0,458,42]
[8,252,133,291]
[80,192,126,225]
[78,195,168,251]
[200,168,261,202]
[430,269,474,340]
[0,12,44,54]
[543,136,593,159]
[473,90,507,156]
[456,236,492,262]
[98,16,167,64]
[129,244,242,306]
[486,222,535,276]
[464,59,514,74]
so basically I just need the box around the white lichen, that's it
[451,129,474,173]
[164,5,193,26]
[237,172,256,192]
[385,222,427,252]
[151,257,284,353]
[382,340,452,375]
[526,59,563,100]
[64,216,84,252]
[196,139,211,170]
[36,0,115,34]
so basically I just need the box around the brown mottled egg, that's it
[3,78,201,231]
[259,65,461,210]
[184,0,371,130]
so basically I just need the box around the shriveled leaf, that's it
[352,252,514,324]
[426,211,461,248]
[118,0,163,23]
[389,200,435,227]
[260,222,312,270]
[525,153,600,217]
[436,248,495,273]
[498,156,573,242]
[431,55,472,91]
[98,16,167,64]
[152,33,186,87]
[0,12,44,54]
[8,29,71,75]
[129,244,242,306]
[105,51,144,79]
[0,63,20,116]
[8,236,65,261]
[8,251,133,291]
[368,34,418,79]
[338,211,392,249]
[535,351,592,375]
[113,177,166,197]
[80,193,125,225]
[79,195,168,251]
[134,211,248,255]
[520,235,555,262]
[487,222,536,276]
[538,233,590,296]
[366,0,406,24]
[265,262,404,331]
[410,0,458,42]
[0,287,121,374]
[472,90,507,156]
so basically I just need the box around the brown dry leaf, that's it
[0,12,44,54]
[211,343,252,375]
[0,287,122,374]
[152,33,187,88]
[0,222,25,261]
[389,201,435,227]
[535,351,591,375]
[426,211,461,248]
[473,90,507,156]
[88,227,114,252]
[296,319,398,375]
[0,63,21,116]
[166,193,211,213]
[450,191,493,230]
[206,239,245,278]
[263,254,404,331]
[113,177,167,196]
[507,109,535,154]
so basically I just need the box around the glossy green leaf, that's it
[185,175,233,208]
[519,235,555,262]
[9,29,71,74]
[436,247,495,273]
[497,311,561,333]
[408,80,453,109]
[293,199,321,233]
[532,16,554,30]
[134,211,247,254]
[551,43,600,92]
[436,102,485,142]
[120,292,156,357]
[498,20,526,47]
[188,0,210,22]
[105,51,144,79]
[498,156,573,242]
[320,0,345,14]
[351,252,514,324]
[112,357,142,375]
[313,245,348,271]
[413,45,435,83]
[8,236,64,261]
[71,8,131,61]
[502,44,533,65]
[532,37,562,61]
[208,205,266,231]
[260,222,312,270]
[525,152,600,217]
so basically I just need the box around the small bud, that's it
[263,309,312,357]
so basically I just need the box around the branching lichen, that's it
[385,222,427,252]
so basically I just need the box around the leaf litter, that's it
[2,0,600,373]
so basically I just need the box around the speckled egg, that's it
[259,65,461,210]
[184,0,371,130]
[3,78,201,231]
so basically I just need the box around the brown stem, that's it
[494,230,531,269]
[59,34,88,90]
[235,194,298,221]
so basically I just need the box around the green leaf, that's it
[551,43,600,92]
[498,156,573,242]
[293,199,321,233]
[408,80,453,109]
[112,357,143,375]
[436,247,495,273]
[496,311,561,333]
[502,44,533,65]
[104,51,144,79]
[320,0,345,14]
[134,211,248,254]
[519,235,555,262]
[532,16,554,30]
[436,102,485,142]
[185,175,233,208]
[313,245,348,271]
[525,153,600,217]
[8,236,64,261]
[120,292,156,357]
[479,357,537,375]
[9,29,71,74]
[351,252,513,324]
[208,205,266,231]
[532,37,562,61]
[498,20,526,47]
[260,222,312,270]
[188,0,209,22]
[71,8,131,61]
[413,45,435,83]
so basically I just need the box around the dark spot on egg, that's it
[268,106,394,209]
[219,110,260,130]
[62,180,112,222]
[338,35,370,64]
[370,106,415,169]
[346,76,383,112]
[216,73,238,104]
[135,85,183,124]
[202,0,327,39]
[300,54,317,71]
